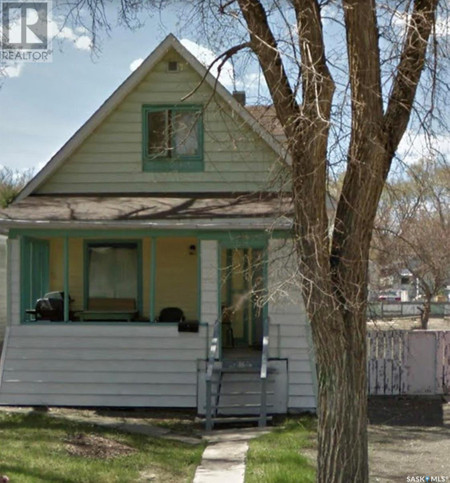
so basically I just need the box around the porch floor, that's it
[222,347,262,360]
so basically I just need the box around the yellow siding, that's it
[37,48,281,195]
[142,238,151,317]
[154,237,198,321]
[49,237,198,320]
[49,238,84,311]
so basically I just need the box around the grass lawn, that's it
[0,411,205,483]
[245,416,317,483]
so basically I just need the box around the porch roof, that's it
[0,194,294,229]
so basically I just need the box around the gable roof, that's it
[16,34,287,203]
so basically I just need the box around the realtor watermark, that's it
[1,1,52,62]
[407,477,448,482]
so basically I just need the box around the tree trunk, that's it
[305,288,368,482]
[420,299,431,329]
[235,1,438,481]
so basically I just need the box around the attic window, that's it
[142,105,203,172]
[167,61,179,72]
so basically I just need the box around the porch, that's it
[3,232,273,408]
[0,231,315,414]
[20,233,267,343]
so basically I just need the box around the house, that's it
[0,35,316,424]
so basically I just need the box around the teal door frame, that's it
[218,238,269,357]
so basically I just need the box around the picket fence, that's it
[367,330,450,395]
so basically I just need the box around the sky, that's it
[0,3,448,174]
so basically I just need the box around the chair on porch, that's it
[157,307,185,323]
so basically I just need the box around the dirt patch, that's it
[369,425,450,482]
[368,397,450,481]
[300,398,450,481]
[369,396,445,426]
[65,433,136,459]
[50,407,201,436]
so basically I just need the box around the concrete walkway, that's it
[194,428,270,483]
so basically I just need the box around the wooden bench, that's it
[77,298,138,322]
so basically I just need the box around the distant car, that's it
[378,290,401,302]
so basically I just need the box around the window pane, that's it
[173,111,199,156]
[88,245,138,300]
[147,111,168,156]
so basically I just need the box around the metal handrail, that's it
[259,317,269,427]
[205,319,220,430]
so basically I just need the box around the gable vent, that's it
[167,61,180,72]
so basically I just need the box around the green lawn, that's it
[245,417,317,483]
[0,411,205,483]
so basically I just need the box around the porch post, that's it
[63,236,69,322]
[150,237,156,322]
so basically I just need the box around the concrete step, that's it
[215,403,274,409]
[221,367,260,374]
[199,415,273,425]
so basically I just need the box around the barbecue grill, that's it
[26,291,73,321]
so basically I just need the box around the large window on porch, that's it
[87,243,138,302]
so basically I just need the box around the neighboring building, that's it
[0,35,316,422]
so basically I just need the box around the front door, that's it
[220,247,266,350]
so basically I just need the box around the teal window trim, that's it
[142,104,204,172]
[63,237,69,322]
[20,236,30,323]
[83,240,143,315]
[149,237,156,322]
[197,238,202,322]
[20,236,50,324]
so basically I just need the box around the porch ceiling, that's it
[0,194,293,227]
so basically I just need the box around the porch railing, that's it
[259,317,270,427]
[205,319,220,431]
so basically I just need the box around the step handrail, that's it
[205,319,220,430]
[259,317,270,427]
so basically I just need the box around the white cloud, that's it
[180,38,235,87]
[392,11,449,38]
[75,26,88,35]
[51,24,76,41]
[129,58,144,72]
[74,35,92,51]
[397,132,450,164]
[49,19,93,51]
[2,20,93,80]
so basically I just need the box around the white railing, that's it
[259,317,270,427]
[205,320,220,431]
